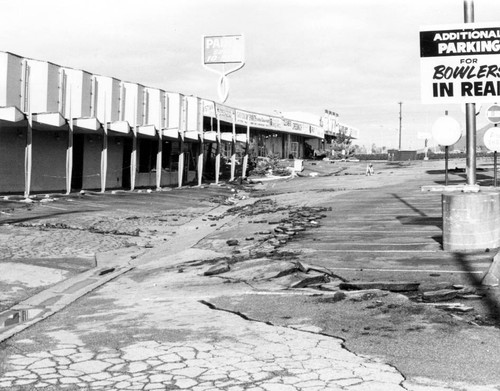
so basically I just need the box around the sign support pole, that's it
[445,146,449,186]
[464,0,477,186]
[494,151,498,187]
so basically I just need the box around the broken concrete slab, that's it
[459,294,483,300]
[220,259,297,282]
[317,281,342,291]
[422,289,458,302]
[296,261,346,281]
[204,263,230,276]
[455,286,476,295]
[291,274,330,289]
[427,303,474,313]
[273,263,303,279]
[418,282,455,292]
[343,289,398,302]
[339,281,420,292]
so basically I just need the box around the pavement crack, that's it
[199,300,274,325]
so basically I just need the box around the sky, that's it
[2,0,500,149]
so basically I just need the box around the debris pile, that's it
[14,221,142,237]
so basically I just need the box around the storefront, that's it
[0,50,354,195]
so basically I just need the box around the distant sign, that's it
[203,35,244,64]
[484,127,500,151]
[486,104,500,124]
[420,23,500,104]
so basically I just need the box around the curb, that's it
[0,264,134,344]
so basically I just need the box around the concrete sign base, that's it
[442,192,500,252]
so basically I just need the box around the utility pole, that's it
[398,102,402,150]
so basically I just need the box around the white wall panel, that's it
[185,96,201,132]
[144,87,165,129]
[92,75,121,123]
[166,92,181,130]
[121,82,145,126]
[61,68,92,119]
[24,59,60,113]
[0,52,23,108]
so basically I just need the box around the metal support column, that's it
[24,114,33,198]
[178,140,184,188]
[464,0,477,185]
[230,113,236,181]
[156,131,162,190]
[100,121,108,193]
[242,122,250,179]
[130,128,137,191]
[66,100,73,195]
[197,140,204,187]
[215,117,221,185]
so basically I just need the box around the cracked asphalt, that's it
[0,160,500,390]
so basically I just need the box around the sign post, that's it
[483,126,500,186]
[431,115,462,186]
[202,35,245,104]
[464,0,476,185]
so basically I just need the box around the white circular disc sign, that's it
[431,116,462,146]
[484,127,500,151]
[486,104,500,124]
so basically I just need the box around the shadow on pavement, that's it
[392,193,442,229]
[0,209,92,225]
[392,193,427,216]
[425,168,493,185]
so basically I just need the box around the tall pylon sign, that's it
[202,35,245,103]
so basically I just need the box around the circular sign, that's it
[486,104,500,124]
[484,126,500,151]
[431,116,462,146]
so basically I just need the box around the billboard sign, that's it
[203,35,244,64]
[420,23,500,104]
